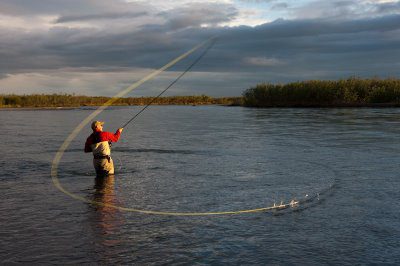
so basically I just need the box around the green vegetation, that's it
[242,78,400,107]
[3,78,399,108]
[0,94,241,108]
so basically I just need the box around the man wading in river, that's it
[85,121,123,176]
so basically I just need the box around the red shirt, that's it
[84,130,121,153]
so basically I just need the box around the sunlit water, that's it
[1,106,399,264]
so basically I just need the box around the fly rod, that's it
[120,37,217,129]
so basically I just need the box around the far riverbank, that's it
[3,78,400,109]
[0,95,242,108]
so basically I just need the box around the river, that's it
[1,106,399,264]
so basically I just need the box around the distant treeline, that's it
[243,78,400,107]
[0,94,242,108]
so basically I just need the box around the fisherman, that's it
[85,121,123,176]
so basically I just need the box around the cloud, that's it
[374,1,400,14]
[244,57,285,66]
[0,0,147,16]
[159,2,238,29]
[291,0,400,20]
[0,68,154,95]
[54,11,148,23]
[248,15,400,38]
[271,3,289,10]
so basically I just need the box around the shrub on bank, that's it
[242,78,400,107]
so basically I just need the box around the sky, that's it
[0,0,399,96]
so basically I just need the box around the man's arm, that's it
[104,128,123,142]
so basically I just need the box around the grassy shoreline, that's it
[242,78,400,107]
[0,94,242,108]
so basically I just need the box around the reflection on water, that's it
[90,175,125,249]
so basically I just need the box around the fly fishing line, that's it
[51,37,336,216]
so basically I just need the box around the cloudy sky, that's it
[0,0,399,96]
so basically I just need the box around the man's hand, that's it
[118,128,124,133]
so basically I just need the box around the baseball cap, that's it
[91,121,104,130]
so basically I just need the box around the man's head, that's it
[91,121,104,132]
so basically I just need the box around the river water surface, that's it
[1,106,399,264]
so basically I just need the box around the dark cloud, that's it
[375,1,400,14]
[0,0,114,15]
[55,11,148,23]
[253,15,400,38]
[158,3,238,30]
[0,73,8,80]
[1,14,400,75]
[0,0,150,19]
[292,0,400,20]
[271,3,289,10]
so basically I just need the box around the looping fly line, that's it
[51,38,334,216]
